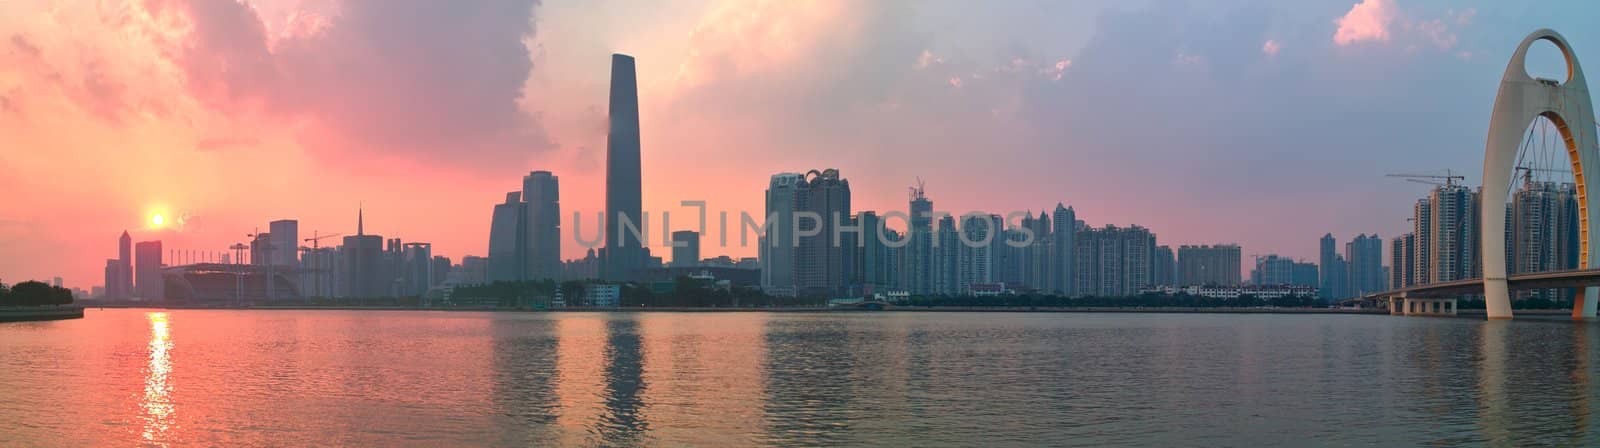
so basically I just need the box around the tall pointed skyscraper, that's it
[118,230,132,298]
[604,53,644,281]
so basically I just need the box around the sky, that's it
[1,0,1598,290]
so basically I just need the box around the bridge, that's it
[1355,268,1600,318]
[1378,29,1600,320]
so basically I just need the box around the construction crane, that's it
[229,243,248,265]
[303,231,343,251]
[1514,166,1570,186]
[1386,170,1465,187]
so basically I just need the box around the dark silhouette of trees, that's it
[0,280,73,306]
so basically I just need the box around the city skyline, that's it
[3,1,1599,289]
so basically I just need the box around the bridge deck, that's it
[1360,268,1600,300]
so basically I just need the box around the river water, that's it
[0,309,1596,446]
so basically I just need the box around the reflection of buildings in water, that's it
[596,318,649,446]
[634,314,768,445]
[489,317,561,445]
[142,312,174,444]
[553,317,605,440]
[760,318,856,446]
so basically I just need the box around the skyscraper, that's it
[1291,261,1320,287]
[761,173,804,296]
[1412,199,1432,285]
[1151,245,1175,287]
[342,207,385,298]
[795,169,851,297]
[1345,234,1384,297]
[105,230,133,300]
[1023,211,1051,291]
[1429,185,1479,283]
[134,240,163,300]
[1509,180,1580,299]
[906,182,935,295]
[1391,233,1415,289]
[1073,225,1155,297]
[604,53,644,282]
[671,230,700,268]
[523,170,561,281]
[120,231,133,296]
[957,214,994,294]
[853,211,895,292]
[1251,254,1296,285]
[1319,234,1339,299]
[1177,244,1241,286]
[401,243,433,297]
[487,191,527,283]
[1050,204,1077,295]
[269,219,299,267]
[935,215,960,295]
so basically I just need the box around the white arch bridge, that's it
[1369,29,1600,320]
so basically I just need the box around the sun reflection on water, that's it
[142,312,174,444]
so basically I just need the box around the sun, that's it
[149,213,166,228]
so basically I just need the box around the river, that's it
[1,309,1596,446]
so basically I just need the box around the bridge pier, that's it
[1390,295,1457,317]
[1575,287,1599,320]
[1484,278,1513,320]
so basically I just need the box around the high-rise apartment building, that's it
[1346,234,1385,297]
[1151,245,1176,287]
[1251,254,1296,285]
[1291,261,1320,288]
[905,183,936,295]
[1510,181,1580,299]
[1019,212,1051,291]
[935,215,960,295]
[1320,234,1341,299]
[1391,233,1415,289]
[957,215,994,294]
[1074,225,1156,297]
[1429,185,1479,283]
[1050,204,1077,296]
[1177,244,1241,286]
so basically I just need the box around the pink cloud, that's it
[145,0,551,170]
[1262,39,1281,56]
[1333,0,1397,46]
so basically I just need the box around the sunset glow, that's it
[0,0,1593,293]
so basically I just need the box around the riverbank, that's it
[0,306,85,323]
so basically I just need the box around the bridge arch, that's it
[1482,29,1600,320]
